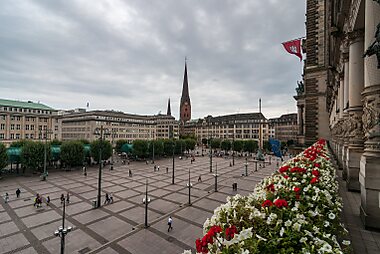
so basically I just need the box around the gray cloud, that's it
[0,0,305,119]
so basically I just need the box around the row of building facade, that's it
[0,98,297,147]
[294,0,380,229]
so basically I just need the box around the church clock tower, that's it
[180,61,191,123]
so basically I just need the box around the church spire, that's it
[167,98,171,116]
[181,60,190,104]
[180,58,191,123]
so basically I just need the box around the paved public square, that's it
[0,154,279,254]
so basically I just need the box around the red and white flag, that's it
[282,39,303,61]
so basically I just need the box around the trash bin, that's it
[92,200,97,208]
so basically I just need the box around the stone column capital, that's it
[348,29,365,44]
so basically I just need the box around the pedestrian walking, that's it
[16,188,21,198]
[157,166,160,171]
[167,216,173,232]
[46,196,50,205]
[83,166,87,176]
[104,193,110,204]
[198,175,202,182]
[60,194,65,204]
[4,192,9,203]
[129,169,132,177]
[166,167,168,174]
[153,165,156,172]
[66,192,70,203]
[109,193,114,203]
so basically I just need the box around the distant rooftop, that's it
[0,98,54,110]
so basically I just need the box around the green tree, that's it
[91,140,112,162]
[10,140,28,148]
[175,139,186,154]
[50,139,62,146]
[243,140,258,153]
[60,141,85,168]
[79,139,90,145]
[232,140,244,152]
[132,140,149,158]
[263,140,272,152]
[21,141,45,172]
[0,143,8,171]
[115,139,128,153]
[184,138,196,151]
[221,140,231,152]
[163,139,175,156]
[210,139,221,149]
[150,139,164,157]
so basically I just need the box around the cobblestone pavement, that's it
[0,154,280,254]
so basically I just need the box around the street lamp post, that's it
[41,129,52,181]
[152,140,155,164]
[94,126,110,208]
[187,168,192,205]
[110,129,116,170]
[214,163,218,192]
[172,141,175,184]
[142,179,151,228]
[244,157,248,176]
[209,140,212,173]
[54,201,72,254]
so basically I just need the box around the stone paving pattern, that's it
[1,151,378,253]
[0,153,278,254]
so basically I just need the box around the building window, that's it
[26,125,29,130]
[31,125,35,130]
[16,133,20,139]
[0,124,4,130]
[10,124,15,130]
[25,133,29,139]
[0,133,4,139]
[16,124,21,130]
[10,133,15,139]
[30,133,34,139]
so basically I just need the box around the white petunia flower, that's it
[342,240,351,245]
[299,237,307,243]
[293,222,301,232]
[256,234,267,241]
[280,227,285,237]
[328,213,336,220]
[285,220,292,227]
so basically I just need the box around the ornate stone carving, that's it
[348,114,364,137]
[362,99,380,137]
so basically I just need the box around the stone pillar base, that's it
[346,148,362,192]
[359,154,380,229]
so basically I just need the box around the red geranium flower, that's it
[314,163,321,168]
[274,199,288,208]
[225,225,238,240]
[262,199,273,207]
[283,175,289,179]
[266,183,275,192]
[294,187,301,193]
[279,165,290,173]
[310,177,319,184]
[312,170,320,177]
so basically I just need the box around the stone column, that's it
[336,77,344,161]
[345,29,364,191]
[359,0,380,229]
[341,43,350,178]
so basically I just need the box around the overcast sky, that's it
[0,0,305,119]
